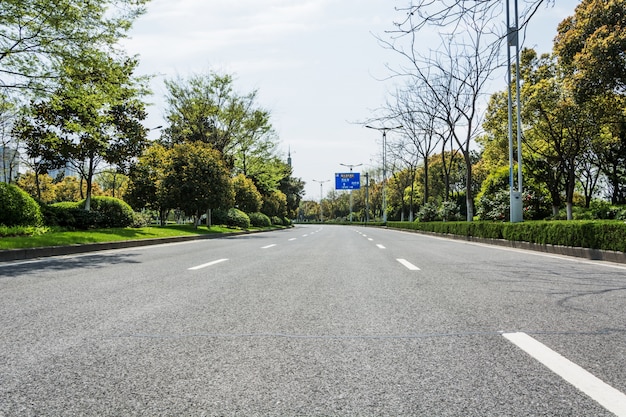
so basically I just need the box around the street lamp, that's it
[312,179,329,222]
[365,125,402,222]
[507,0,523,222]
[339,163,362,222]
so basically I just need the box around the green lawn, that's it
[0,224,248,250]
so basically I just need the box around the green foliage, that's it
[271,216,283,226]
[79,196,134,228]
[233,174,262,213]
[0,225,49,237]
[0,183,43,226]
[248,212,271,227]
[439,201,461,221]
[417,202,439,222]
[162,142,234,221]
[554,0,626,99]
[388,220,626,252]
[210,207,250,228]
[262,189,288,218]
[0,0,148,93]
[226,208,250,229]
[44,202,101,230]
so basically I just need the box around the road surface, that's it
[1,225,625,416]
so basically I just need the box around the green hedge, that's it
[0,183,43,227]
[248,212,271,227]
[387,220,626,252]
[79,196,134,228]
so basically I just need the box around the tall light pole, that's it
[312,179,329,222]
[366,125,402,222]
[339,163,362,222]
[507,0,524,222]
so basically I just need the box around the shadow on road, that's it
[0,252,142,278]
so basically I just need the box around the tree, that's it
[553,0,626,99]
[17,53,148,210]
[162,71,276,164]
[521,50,598,219]
[279,174,305,219]
[0,95,19,183]
[16,172,55,203]
[233,174,262,213]
[126,143,170,223]
[162,142,234,227]
[96,169,129,199]
[0,0,148,94]
[380,5,503,220]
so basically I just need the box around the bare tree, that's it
[379,7,503,220]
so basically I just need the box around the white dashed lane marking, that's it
[503,332,626,417]
[188,258,229,270]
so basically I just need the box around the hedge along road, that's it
[0,225,625,416]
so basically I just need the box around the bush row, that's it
[386,220,626,252]
[211,208,291,229]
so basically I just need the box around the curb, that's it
[393,228,626,264]
[0,230,256,263]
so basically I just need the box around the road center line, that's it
[396,259,421,270]
[376,244,386,249]
[503,332,626,417]
[262,244,277,249]
[288,238,297,241]
[188,258,228,270]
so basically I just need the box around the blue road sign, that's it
[335,172,361,190]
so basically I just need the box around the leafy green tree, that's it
[233,174,262,213]
[16,172,56,203]
[261,189,288,219]
[279,174,305,219]
[162,71,275,160]
[162,142,234,227]
[554,0,626,99]
[126,143,170,224]
[17,53,148,210]
[96,169,129,199]
[0,0,148,93]
[55,176,82,202]
[521,49,598,219]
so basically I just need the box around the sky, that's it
[121,0,578,199]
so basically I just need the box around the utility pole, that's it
[365,125,402,222]
[312,179,329,222]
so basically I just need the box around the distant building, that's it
[0,146,19,183]
[48,163,78,180]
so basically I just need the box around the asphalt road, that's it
[1,225,625,416]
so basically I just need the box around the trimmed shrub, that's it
[248,212,271,227]
[271,216,283,226]
[79,196,134,228]
[226,208,250,228]
[417,202,439,222]
[44,202,102,229]
[0,183,43,226]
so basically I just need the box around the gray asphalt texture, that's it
[1,225,624,416]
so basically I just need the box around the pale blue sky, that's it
[122,0,577,199]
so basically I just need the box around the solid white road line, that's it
[188,258,229,271]
[397,259,421,270]
[261,244,277,249]
[376,244,386,249]
[503,332,626,417]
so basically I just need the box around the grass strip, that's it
[0,224,245,250]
